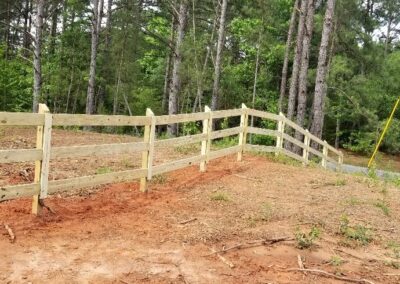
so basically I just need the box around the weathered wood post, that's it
[322,140,328,169]
[302,129,310,164]
[338,151,344,172]
[32,104,52,215]
[140,108,156,192]
[237,104,248,161]
[275,112,285,155]
[200,106,211,172]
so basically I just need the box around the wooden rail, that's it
[0,104,343,214]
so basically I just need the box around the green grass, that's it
[339,215,373,246]
[329,255,344,266]
[259,202,274,221]
[343,196,362,206]
[374,199,390,216]
[210,191,231,202]
[96,167,112,174]
[151,174,168,184]
[295,226,321,249]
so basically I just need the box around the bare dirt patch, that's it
[1,128,400,283]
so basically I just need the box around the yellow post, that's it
[368,97,400,168]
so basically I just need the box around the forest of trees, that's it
[0,0,399,154]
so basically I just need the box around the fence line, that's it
[0,103,343,214]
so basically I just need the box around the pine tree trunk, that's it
[192,6,218,113]
[86,0,103,115]
[310,0,336,148]
[279,0,299,113]
[162,17,175,115]
[32,0,44,112]
[286,0,308,121]
[293,0,315,154]
[210,0,228,113]
[168,1,188,136]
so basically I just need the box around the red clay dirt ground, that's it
[1,127,400,283]
[1,154,400,284]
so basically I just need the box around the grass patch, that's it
[335,178,347,186]
[329,255,344,266]
[374,199,390,216]
[385,260,400,269]
[151,174,168,184]
[295,226,321,249]
[343,196,362,206]
[339,215,373,246]
[210,191,230,202]
[96,167,112,174]
[386,241,400,259]
[259,202,274,221]
[174,144,199,155]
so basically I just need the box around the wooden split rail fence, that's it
[0,103,343,214]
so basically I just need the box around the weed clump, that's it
[295,226,321,249]
[339,215,373,245]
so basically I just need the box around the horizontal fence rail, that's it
[0,104,343,214]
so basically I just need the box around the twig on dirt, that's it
[286,268,375,284]
[119,280,130,284]
[384,273,400,276]
[297,255,305,269]
[3,224,15,243]
[233,174,260,182]
[179,218,197,225]
[204,237,293,256]
[209,248,235,268]
[39,199,56,214]
[333,248,364,260]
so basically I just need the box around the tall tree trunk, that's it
[162,17,175,115]
[310,0,336,148]
[286,0,308,121]
[250,34,261,144]
[293,0,315,154]
[192,6,218,113]
[279,0,299,113]
[86,0,104,115]
[210,0,228,113]
[97,0,113,113]
[32,0,44,112]
[168,1,188,136]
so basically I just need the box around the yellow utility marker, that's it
[368,97,400,168]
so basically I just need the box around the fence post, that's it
[32,104,52,215]
[200,106,211,172]
[275,112,285,156]
[322,140,328,169]
[338,152,344,172]
[140,108,155,192]
[237,104,248,161]
[302,130,310,165]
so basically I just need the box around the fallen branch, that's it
[4,224,15,243]
[209,248,235,268]
[179,218,197,225]
[204,237,293,256]
[286,268,375,284]
[297,254,305,269]
[233,174,260,182]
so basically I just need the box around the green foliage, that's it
[374,199,390,216]
[339,215,373,245]
[295,226,321,249]
[210,191,231,202]
[96,167,112,175]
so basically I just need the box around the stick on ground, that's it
[287,268,375,284]
[204,236,293,256]
[4,224,15,243]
